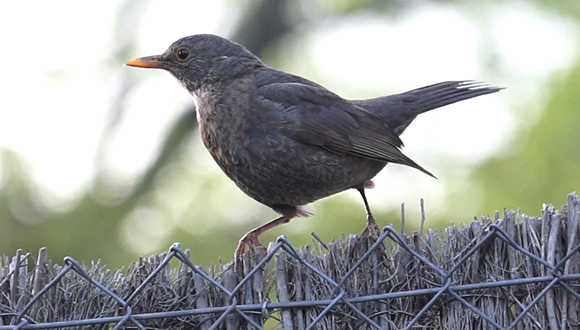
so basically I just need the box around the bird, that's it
[125,34,502,265]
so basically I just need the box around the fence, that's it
[1,192,579,329]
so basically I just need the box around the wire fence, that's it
[1,192,580,329]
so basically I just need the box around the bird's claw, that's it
[234,231,264,275]
[361,214,382,241]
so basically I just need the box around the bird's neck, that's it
[191,83,245,152]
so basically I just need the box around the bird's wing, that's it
[257,82,434,177]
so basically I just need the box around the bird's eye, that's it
[176,48,190,61]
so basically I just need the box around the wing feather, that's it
[258,82,434,177]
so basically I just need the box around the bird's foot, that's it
[234,230,265,275]
[361,214,382,241]
[232,215,293,276]
[357,214,386,257]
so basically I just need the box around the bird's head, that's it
[126,34,262,92]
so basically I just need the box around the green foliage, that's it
[1,0,579,269]
[472,61,580,214]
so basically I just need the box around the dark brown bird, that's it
[126,34,501,263]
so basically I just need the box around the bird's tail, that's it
[354,81,503,136]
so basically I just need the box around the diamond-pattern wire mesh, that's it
[1,192,580,329]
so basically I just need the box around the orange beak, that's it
[125,55,172,69]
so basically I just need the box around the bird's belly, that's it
[212,139,385,207]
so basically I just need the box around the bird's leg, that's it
[357,186,381,240]
[234,215,293,274]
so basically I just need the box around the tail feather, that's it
[353,81,503,135]
[409,81,503,111]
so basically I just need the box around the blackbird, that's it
[126,34,501,263]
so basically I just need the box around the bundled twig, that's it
[1,193,579,330]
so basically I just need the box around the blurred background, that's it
[1,0,579,268]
